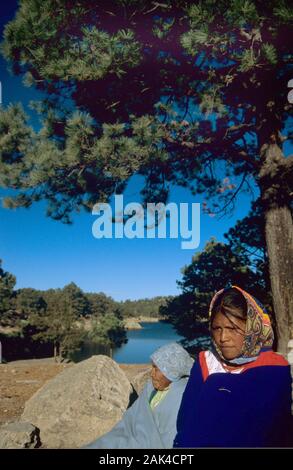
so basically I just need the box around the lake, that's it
[73,321,185,364]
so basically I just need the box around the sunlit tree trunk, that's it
[265,206,293,356]
[259,137,293,356]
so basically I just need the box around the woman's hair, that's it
[211,287,247,320]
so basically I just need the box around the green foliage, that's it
[86,292,121,318]
[0,0,293,223]
[152,16,175,40]
[178,239,259,295]
[88,312,126,348]
[0,104,32,172]
[239,49,257,72]
[0,104,164,221]
[224,0,260,26]
[5,282,172,359]
[273,3,293,23]
[1,1,141,81]
[199,88,227,117]
[0,260,16,325]
[186,3,215,28]
[15,288,47,316]
[27,288,85,360]
[0,0,292,220]
[261,43,278,66]
[118,297,168,318]
[61,282,90,318]
[180,28,209,55]
[0,272,129,360]
[160,290,212,355]
[224,200,268,270]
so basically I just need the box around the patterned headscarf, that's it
[209,285,274,365]
[150,342,194,382]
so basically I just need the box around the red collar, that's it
[199,350,288,382]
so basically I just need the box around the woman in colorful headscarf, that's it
[174,286,293,448]
[85,342,193,449]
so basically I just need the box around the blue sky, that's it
[0,2,287,301]
[0,172,254,299]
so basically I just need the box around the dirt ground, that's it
[0,358,150,426]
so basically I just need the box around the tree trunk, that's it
[259,138,293,357]
[264,206,293,356]
[59,344,64,363]
[54,341,61,363]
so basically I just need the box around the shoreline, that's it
[124,316,165,330]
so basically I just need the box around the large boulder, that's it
[0,422,40,449]
[21,355,132,448]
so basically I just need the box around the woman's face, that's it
[211,311,246,360]
[150,363,171,391]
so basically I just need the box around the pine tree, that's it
[0,259,16,326]
[29,289,85,362]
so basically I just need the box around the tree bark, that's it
[265,206,293,356]
[259,138,293,357]
[54,341,61,363]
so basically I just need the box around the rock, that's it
[15,380,40,384]
[131,369,151,395]
[21,355,132,449]
[0,422,40,449]
[124,320,142,330]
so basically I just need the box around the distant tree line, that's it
[0,269,167,362]
[119,297,170,319]
[0,277,124,361]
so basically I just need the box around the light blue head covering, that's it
[150,342,194,382]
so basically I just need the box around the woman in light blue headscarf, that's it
[85,342,193,449]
